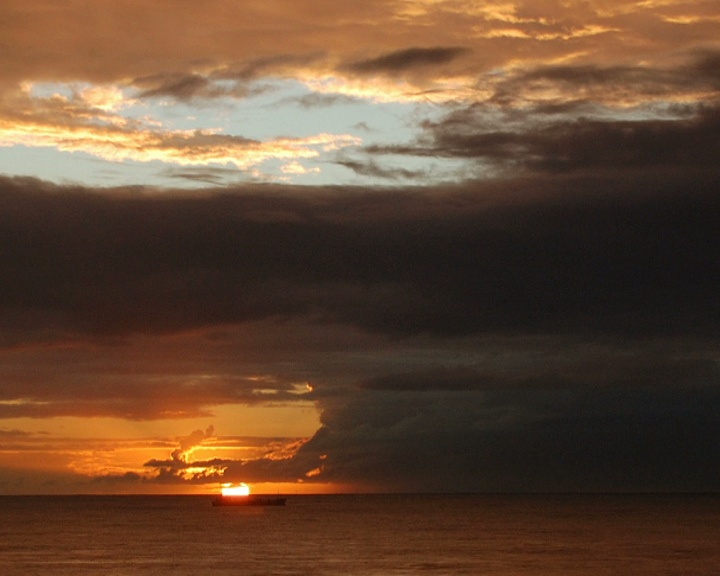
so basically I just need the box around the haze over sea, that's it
[1,494,718,575]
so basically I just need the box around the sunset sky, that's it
[1,0,718,494]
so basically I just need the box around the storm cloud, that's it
[1,173,718,343]
[2,172,718,491]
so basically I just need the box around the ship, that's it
[212,494,287,507]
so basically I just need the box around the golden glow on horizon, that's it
[207,481,358,496]
[221,482,250,496]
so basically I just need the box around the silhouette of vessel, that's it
[212,494,286,506]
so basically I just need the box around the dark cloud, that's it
[294,342,719,491]
[227,53,327,81]
[532,109,720,172]
[162,166,255,186]
[1,173,718,343]
[489,54,720,108]
[0,343,309,419]
[358,354,717,392]
[693,50,720,87]
[297,382,720,492]
[344,47,470,75]
[360,52,720,179]
[374,94,720,176]
[2,172,719,491]
[336,158,426,180]
[133,68,284,102]
[134,73,225,101]
[291,93,359,109]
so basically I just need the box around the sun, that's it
[221,482,250,496]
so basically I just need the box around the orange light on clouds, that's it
[0,94,362,173]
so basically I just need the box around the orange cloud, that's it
[0,87,360,170]
[2,0,716,98]
[0,426,318,492]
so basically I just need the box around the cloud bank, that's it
[1,169,718,491]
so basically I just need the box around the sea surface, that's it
[1,494,718,575]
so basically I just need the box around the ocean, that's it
[1,494,718,575]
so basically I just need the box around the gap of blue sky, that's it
[0,78,463,188]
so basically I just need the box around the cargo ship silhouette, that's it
[212,494,287,506]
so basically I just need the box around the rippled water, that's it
[1,494,718,575]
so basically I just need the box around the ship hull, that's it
[212,495,286,507]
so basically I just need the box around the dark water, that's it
[1,494,718,575]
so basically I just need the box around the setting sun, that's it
[221,483,250,497]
